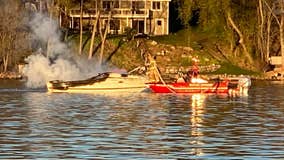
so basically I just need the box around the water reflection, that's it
[190,94,207,156]
[1,81,284,159]
[105,94,169,156]
[17,92,176,158]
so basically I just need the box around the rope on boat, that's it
[154,67,176,93]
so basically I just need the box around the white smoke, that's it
[23,54,84,88]
[23,13,103,88]
[29,13,68,58]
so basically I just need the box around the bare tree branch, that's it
[227,12,253,64]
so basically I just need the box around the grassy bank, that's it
[150,29,261,76]
[66,29,261,77]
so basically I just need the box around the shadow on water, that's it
[0,79,46,93]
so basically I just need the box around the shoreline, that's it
[0,71,282,82]
[0,72,23,80]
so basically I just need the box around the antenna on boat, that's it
[128,66,144,74]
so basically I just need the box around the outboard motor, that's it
[238,76,251,96]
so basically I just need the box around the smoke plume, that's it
[23,13,102,88]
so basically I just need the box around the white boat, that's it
[46,72,148,93]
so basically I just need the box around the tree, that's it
[173,0,257,69]
[45,0,56,57]
[259,0,284,70]
[227,12,253,64]
[87,0,114,66]
[0,0,32,72]
[277,0,284,69]
[172,0,194,27]
[79,0,83,55]
[98,12,111,66]
[88,0,100,59]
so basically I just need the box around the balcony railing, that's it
[69,8,149,18]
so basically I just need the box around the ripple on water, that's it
[0,82,284,159]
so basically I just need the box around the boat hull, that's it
[47,72,148,93]
[148,81,229,94]
[47,84,147,93]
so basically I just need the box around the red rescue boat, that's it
[145,55,251,95]
[147,78,229,94]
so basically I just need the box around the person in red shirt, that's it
[191,56,199,78]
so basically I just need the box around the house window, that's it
[110,19,120,31]
[121,1,130,8]
[157,20,162,26]
[103,1,111,9]
[132,1,145,9]
[152,2,161,10]
[103,1,119,9]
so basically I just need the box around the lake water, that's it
[0,80,284,159]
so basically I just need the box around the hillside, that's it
[73,31,259,77]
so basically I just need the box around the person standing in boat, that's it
[146,54,160,83]
[184,56,200,82]
[191,56,199,78]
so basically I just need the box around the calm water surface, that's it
[0,80,284,159]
